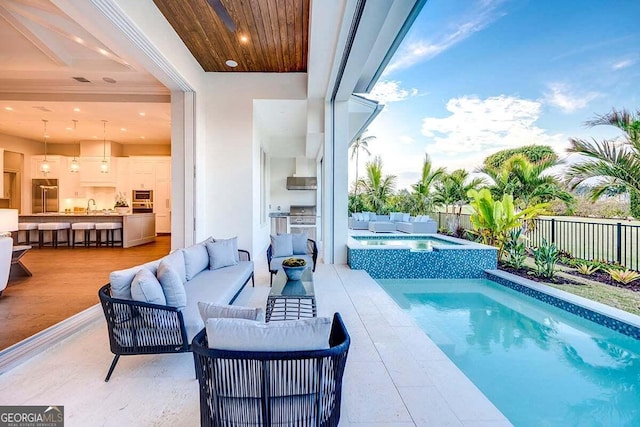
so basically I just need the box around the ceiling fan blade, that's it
[206,0,237,32]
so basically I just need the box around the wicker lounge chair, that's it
[267,237,318,285]
[192,312,350,427]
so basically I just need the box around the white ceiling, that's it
[0,0,170,145]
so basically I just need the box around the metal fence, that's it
[435,212,640,270]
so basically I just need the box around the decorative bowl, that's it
[282,265,306,281]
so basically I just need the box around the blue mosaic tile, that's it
[347,246,497,279]
[486,271,640,341]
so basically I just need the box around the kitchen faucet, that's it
[87,198,96,214]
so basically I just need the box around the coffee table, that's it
[265,268,316,322]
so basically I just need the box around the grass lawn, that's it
[545,275,640,316]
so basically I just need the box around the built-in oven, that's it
[132,190,154,213]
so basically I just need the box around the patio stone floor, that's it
[0,264,512,426]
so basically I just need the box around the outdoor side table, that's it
[265,268,316,322]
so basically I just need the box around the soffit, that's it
[152,0,309,72]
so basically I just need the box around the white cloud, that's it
[421,95,566,168]
[612,58,635,70]
[366,80,418,104]
[544,83,600,113]
[399,135,415,145]
[384,0,507,75]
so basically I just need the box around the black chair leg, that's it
[251,274,255,287]
[105,354,120,382]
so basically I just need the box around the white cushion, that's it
[198,302,264,323]
[361,212,369,221]
[291,232,308,255]
[205,317,332,351]
[160,250,186,283]
[156,261,187,309]
[213,236,239,262]
[182,243,209,280]
[402,213,410,222]
[110,259,162,300]
[206,240,238,270]
[271,234,293,257]
[130,269,166,305]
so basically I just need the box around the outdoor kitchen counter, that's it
[19,213,156,248]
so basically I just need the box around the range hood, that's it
[286,176,317,190]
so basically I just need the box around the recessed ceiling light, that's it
[4,107,13,111]
[73,107,80,112]
[139,136,145,139]
[239,35,248,43]
[225,60,238,68]
[98,48,108,56]
[65,127,72,131]
[139,112,145,116]
[103,77,117,84]
[120,128,126,132]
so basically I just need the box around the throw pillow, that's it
[182,243,209,280]
[160,250,186,283]
[130,268,167,305]
[110,259,162,300]
[362,212,370,221]
[206,240,238,270]
[271,234,293,257]
[213,236,239,262]
[156,261,187,309]
[206,317,332,351]
[291,233,308,255]
[198,302,264,323]
[402,213,410,222]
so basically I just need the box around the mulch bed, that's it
[498,263,640,292]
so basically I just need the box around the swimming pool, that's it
[379,278,640,427]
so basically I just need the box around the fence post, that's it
[616,222,622,265]
[550,218,555,244]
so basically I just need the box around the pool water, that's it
[353,236,459,251]
[378,278,640,427]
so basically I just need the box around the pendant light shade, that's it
[101,120,109,173]
[40,119,49,175]
[70,120,79,173]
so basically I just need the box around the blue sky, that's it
[354,0,640,191]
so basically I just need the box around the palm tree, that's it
[350,131,375,199]
[483,154,573,210]
[566,108,640,218]
[433,169,485,233]
[358,156,396,213]
[412,153,445,214]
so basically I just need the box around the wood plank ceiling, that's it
[153,0,309,72]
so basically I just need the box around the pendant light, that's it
[70,120,79,173]
[101,120,108,173]
[40,119,50,175]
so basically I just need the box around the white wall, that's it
[203,73,307,262]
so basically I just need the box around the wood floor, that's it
[0,236,171,350]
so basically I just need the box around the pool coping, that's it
[487,269,640,338]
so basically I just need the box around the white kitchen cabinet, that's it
[154,157,171,233]
[130,158,155,189]
[79,157,118,186]
[59,158,85,199]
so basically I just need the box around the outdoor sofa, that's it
[396,215,438,233]
[98,236,254,381]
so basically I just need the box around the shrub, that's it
[607,269,640,285]
[576,263,599,275]
[530,238,558,279]
[503,228,527,268]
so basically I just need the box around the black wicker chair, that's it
[191,313,350,427]
[267,238,318,285]
[98,249,254,382]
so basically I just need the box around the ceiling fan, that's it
[206,0,237,32]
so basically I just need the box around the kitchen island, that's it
[19,213,156,248]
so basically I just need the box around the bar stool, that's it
[71,222,96,248]
[17,223,39,245]
[95,222,123,247]
[38,222,71,248]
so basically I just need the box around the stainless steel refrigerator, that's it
[32,179,59,213]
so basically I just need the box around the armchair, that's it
[267,237,318,285]
[0,237,12,297]
[191,313,350,427]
